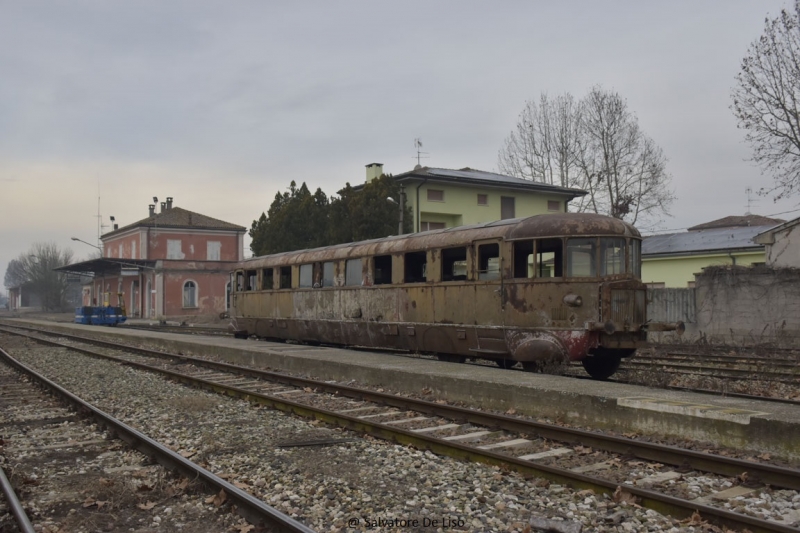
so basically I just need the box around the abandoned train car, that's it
[229,213,681,379]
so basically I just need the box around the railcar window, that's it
[322,261,334,287]
[478,243,500,281]
[279,267,292,289]
[261,268,274,290]
[566,238,597,277]
[441,247,467,281]
[374,255,392,285]
[245,270,258,290]
[600,238,626,276]
[299,264,313,288]
[235,271,245,292]
[345,259,362,286]
[404,251,427,283]
[629,239,642,278]
[513,240,534,278]
[536,239,563,278]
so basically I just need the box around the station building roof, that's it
[102,206,245,239]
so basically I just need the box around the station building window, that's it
[374,255,392,285]
[477,194,488,206]
[404,251,427,283]
[183,280,198,308]
[441,247,467,281]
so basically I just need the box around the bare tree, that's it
[578,87,674,225]
[498,93,583,188]
[498,87,674,226]
[3,243,75,311]
[732,1,800,200]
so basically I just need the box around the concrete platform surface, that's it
[6,318,800,462]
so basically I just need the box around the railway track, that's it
[0,341,315,533]
[2,324,800,532]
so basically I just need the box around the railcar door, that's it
[470,239,506,357]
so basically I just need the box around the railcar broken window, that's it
[477,243,500,281]
[441,247,467,281]
[279,266,292,289]
[404,251,427,283]
[261,268,274,290]
[374,255,392,285]
[566,238,597,277]
[600,238,626,276]
[345,259,362,286]
[245,270,258,290]
[536,239,563,278]
[513,240,534,278]
[322,261,334,287]
[629,239,641,278]
[299,264,313,288]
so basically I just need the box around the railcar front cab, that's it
[507,233,668,379]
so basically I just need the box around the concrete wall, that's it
[646,266,800,344]
[693,265,800,344]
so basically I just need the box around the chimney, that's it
[149,204,155,217]
[160,202,166,213]
[365,162,384,182]
[166,197,173,210]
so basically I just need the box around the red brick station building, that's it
[59,198,246,320]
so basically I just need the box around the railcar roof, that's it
[241,213,640,266]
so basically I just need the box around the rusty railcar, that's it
[229,213,680,379]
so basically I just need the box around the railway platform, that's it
[7,318,800,462]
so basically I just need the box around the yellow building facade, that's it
[640,215,781,288]
[361,164,586,232]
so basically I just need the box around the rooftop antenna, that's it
[413,138,429,167]
[745,187,755,215]
[95,179,109,248]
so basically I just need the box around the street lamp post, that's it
[71,237,102,254]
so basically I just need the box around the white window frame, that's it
[183,279,198,308]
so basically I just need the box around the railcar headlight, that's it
[563,294,583,307]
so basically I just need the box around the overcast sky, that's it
[2,1,799,289]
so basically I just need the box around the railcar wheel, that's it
[521,362,540,372]
[581,353,621,380]
[437,354,466,364]
[495,359,516,369]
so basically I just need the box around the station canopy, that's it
[55,258,156,277]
